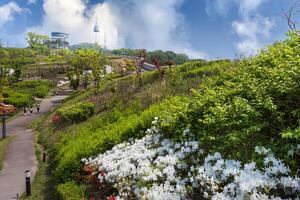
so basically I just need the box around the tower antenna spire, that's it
[104,30,107,49]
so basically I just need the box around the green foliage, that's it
[70,43,101,51]
[25,32,50,54]
[111,48,191,64]
[57,182,85,200]
[54,96,190,182]
[147,50,190,65]
[167,31,300,170]
[68,49,108,90]
[56,102,95,123]
[29,30,300,199]
[0,48,36,84]
[1,80,52,107]
[2,88,34,107]
[13,80,52,98]
[37,59,226,183]
[52,31,300,184]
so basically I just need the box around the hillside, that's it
[30,32,300,200]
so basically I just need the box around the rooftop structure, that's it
[50,32,69,50]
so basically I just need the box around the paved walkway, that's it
[0,96,67,200]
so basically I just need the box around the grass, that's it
[0,136,15,171]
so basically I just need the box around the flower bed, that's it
[83,119,300,199]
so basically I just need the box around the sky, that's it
[0,0,297,59]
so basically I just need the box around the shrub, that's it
[53,96,190,182]
[2,89,34,107]
[56,102,95,123]
[34,85,50,98]
[57,182,86,200]
[14,79,52,98]
[84,123,300,199]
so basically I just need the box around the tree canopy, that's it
[25,32,50,54]
[111,48,191,65]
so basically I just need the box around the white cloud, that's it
[206,0,267,16]
[28,0,38,5]
[238,0,266,15]
[0,1,24,27]
[25,0,206,59]
[205,0,234,16]
[206,0,274,56]
[233,16,274,55]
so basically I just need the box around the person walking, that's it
[23,107,27,116]
[29,106,33,115]
[36,103,40,113]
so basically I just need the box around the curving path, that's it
[0,95,67,200]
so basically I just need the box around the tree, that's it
[282,0,300,30]
[9,57,27,82]
[135,49,147,88]
[91,52,107,101]
[49,54,65,74]
[165,60,174,71]
[152,58,165,84]
[25,32,50,54]
[69,49,107,92]
[0,65,8,93]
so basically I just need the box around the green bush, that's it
[163,31,300,172]
[2,89,34,107]
[14,79,52,98]
[56,102,95,123]
[57,182,85,200]
[54,96,190,182]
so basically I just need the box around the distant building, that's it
[50,32,69,50]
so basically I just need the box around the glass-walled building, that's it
[51,32,69,50]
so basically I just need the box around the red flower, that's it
[84,165,94,175]
[107,195,116,200]
[99,171,105,177]
[52,114,61,123]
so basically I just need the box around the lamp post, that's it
[1,115,7,139]
[25,170,31,196]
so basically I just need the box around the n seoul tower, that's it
[94,17,100,44]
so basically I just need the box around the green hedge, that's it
[57,182,86,200]
[14,79,52,98]
[2,89,34,107]
[56,102,95,123]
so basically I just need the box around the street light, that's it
[1,116,7,139]
[25,170,31,196]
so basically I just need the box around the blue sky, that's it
[0,0,295,59]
